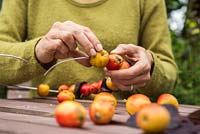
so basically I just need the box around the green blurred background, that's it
[0,0,199,105]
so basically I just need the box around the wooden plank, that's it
[0,98,199,134]
[0,99,128,117]
[0,111,141,134]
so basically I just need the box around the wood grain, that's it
[0,98,199,134]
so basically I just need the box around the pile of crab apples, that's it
[37,50,179,132]
[55,91,117,127]
[126,93,179,133]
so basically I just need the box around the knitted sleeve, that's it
[138,0,178,97]
[0,0,45,84]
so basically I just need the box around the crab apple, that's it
[90,49,109,68]
[89,101,115,124]
[106,77,118,91]
[37,84,50,97]
[80,83,91,97]
[136,103,171,132]
[68,84,76,92]
[157,93,179,109]
[57,90,75,103]
[97,80,103,89]
[120,60,131,69]
[106,54,124,70]
[94,92,117,107]
[91,82,100,94]
[58,84,69,93]
[126,94,151,115]
[55,101,86,127]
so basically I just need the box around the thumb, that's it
[111,44,137,56]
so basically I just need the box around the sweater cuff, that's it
[33,39,57,70]
[23,37,48,73]
[138,50,165,97]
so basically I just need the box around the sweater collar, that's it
[67,0,108,8]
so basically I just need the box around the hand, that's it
[104,44,153,91]
[35,21,103,66]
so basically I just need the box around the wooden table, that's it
[0,98,199,134]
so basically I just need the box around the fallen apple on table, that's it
[157,93,179,109]
[126,94,151,115]
[136,103,171,132]
[57,90,75,103]
[89,101,115,125]
[94,92,117,107]
[55,101,86,128]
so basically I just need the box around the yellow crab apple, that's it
[57,90,75,103]
[89,101,115,124]
[89,49,109,68]
[94,92,117,107]
[136,103,171,132]
[157,93,179,109]
[126,94,151,115]
[37,84,50,97]
[55,101,86,127]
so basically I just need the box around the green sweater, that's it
[0,0,178,98]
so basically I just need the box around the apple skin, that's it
[58,84,69,93]
[97,80,103,89]
[94,92,117,107]
[91,82,100,94]
[136,103,171,132]
[37,84,50,97]
[80,83,91,97]
[68,84,76,92]
[105,77,118,91]
[126,94,151,115]
[120,60,131,69]
[89,101,115,124]
[157,93,179,109]
[106,54,124,70]
[57,90,75,103]
[89,50,109,68]
[55,101,86,127]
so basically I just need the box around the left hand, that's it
[104,44,154,91]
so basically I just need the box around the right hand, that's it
[35,21,103,66]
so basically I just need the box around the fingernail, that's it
[90,49,96,56]
[96,44,103,51]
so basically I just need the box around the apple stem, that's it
[0,54,28,63]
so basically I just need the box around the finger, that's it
[52,21,96,56]
[111,44,145,57]
[52,39,70,59]
[112,72,150,85]
[82,27,103,52]
[113,81,146,91]
[72,30,96,56]
[59,31,77,51]
[69,50,91,67]
[105,60,146,80]
[68,22,102,52]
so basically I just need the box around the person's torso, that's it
[27,0,142,89]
